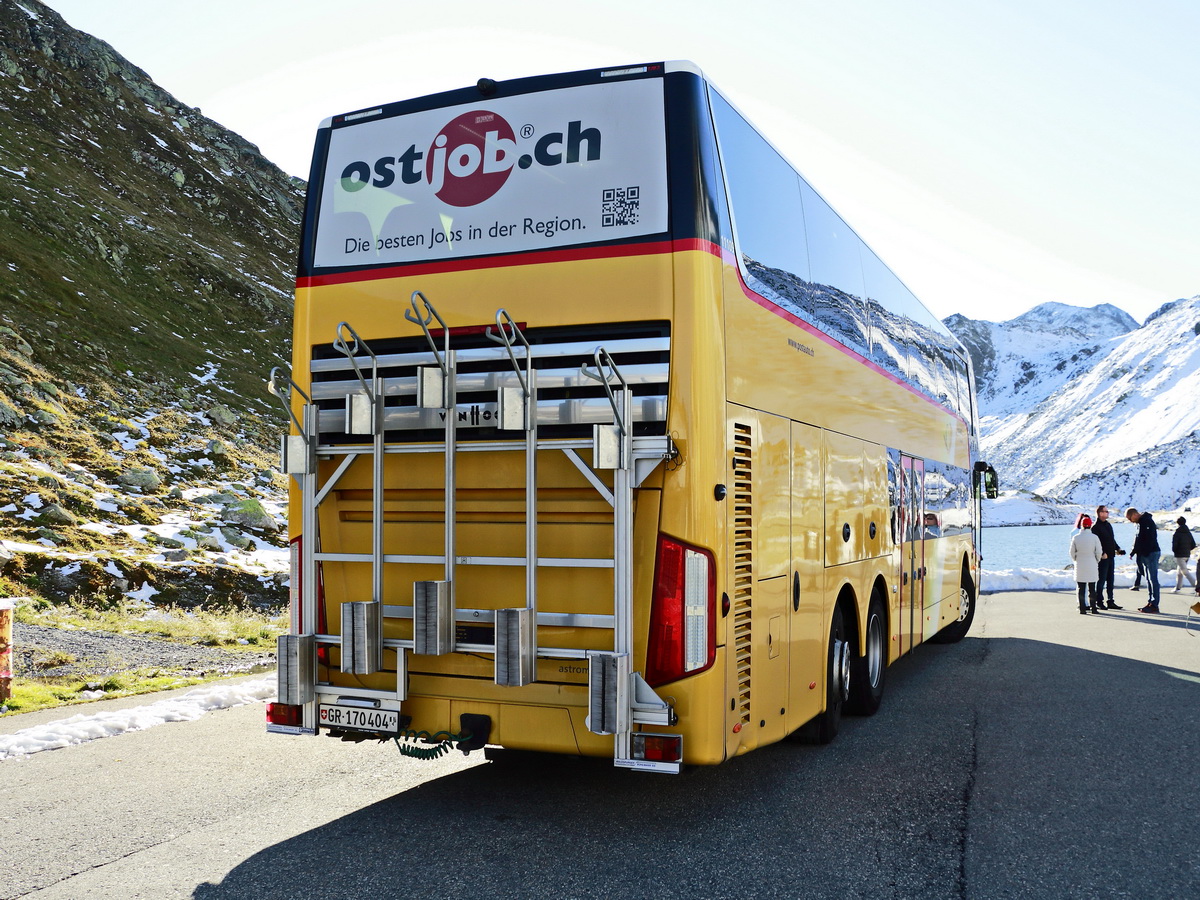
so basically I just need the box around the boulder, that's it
[118,467,161,491]
[30,408,59,427]
[0,362,27,387]
[0,402,22,429]
[195,491,239,506]
[36,504,78,527]
[219,526,254,550]
[35,528,63,545]
[0,326,32,358]
[223,498,278,533]
[196,532,223,551]
[207,404,237,427]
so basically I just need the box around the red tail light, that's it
[632,733,683,763]
[266,702,303,727]
[645,535,716,687]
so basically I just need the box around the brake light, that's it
[631,733,683,763]
[645,535,715,687]
[266,702,303,727]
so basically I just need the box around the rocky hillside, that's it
[946,295,1200,511]
[0,0,304,608]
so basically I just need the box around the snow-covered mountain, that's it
[945,301,1138,415]
[946,296,1200,511]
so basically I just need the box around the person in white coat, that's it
[1070,516,1104,615]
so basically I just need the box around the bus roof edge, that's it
[664,60,704,77]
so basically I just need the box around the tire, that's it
[795,604,849,744]
[931,570,976,644]
[847,591,887,716]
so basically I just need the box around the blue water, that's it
[979,524,1126,571]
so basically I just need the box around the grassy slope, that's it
[0,2,305,619]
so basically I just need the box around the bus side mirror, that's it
[974,462,999,500]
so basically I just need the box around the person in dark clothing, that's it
[1130,520,1146,591]
[1091,505,1124,609]
[1126,507,1162,612]
[1171,516,1196,592]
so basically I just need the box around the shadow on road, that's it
[193,634,1200,899]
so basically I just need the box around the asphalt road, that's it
[3,588,1199,899]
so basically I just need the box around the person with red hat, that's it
[1070,515,1104,614]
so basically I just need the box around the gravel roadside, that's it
[13,622,277,680]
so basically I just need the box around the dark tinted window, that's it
[709,92,812,323]
[709,87,967,417]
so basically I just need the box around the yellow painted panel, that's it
[923,536,948,611]
[663,248,728,542]
[863,442,888,560]
[292,253,674,376]
[824,431,865,566]
[754,410,791,579]
[789,420,825,732]
[468,702,582,755]
[749,576,790,746]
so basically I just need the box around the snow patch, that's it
[0,675,276,760]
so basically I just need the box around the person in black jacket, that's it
[1171,516,1197,592]
[1126,507,1162,612]
[1091,505,1124,609]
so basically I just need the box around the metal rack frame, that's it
[273,293,677,769]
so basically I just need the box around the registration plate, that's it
[319,703,399,734]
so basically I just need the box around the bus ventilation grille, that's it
[307,321,669,444]
[732,422,754,725]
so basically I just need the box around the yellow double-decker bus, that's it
[266,61,997,772]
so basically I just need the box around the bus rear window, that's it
[312,79,670,269]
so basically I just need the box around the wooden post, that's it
[0,598,12,703]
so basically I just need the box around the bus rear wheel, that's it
[847,591,886,716]
[795,605,848,744]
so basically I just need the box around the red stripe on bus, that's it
[295,240,688,288]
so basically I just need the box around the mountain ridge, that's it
[946,295,1200,511]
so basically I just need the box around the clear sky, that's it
[38,0,1200,324]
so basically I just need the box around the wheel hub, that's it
[957,586,972,623]
[833,637,850,701]
[866,614,883,685]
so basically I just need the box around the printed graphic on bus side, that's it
[313,79,669,268]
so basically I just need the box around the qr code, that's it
[602,186,640,227]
